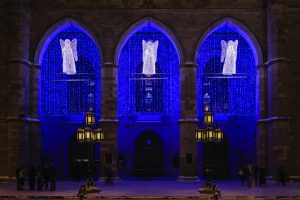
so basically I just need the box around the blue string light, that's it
[197,26,256,118]
[118,25,180,119]
[41,26,101,117]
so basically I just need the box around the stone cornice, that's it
[6,59,32,66]
[180,62,197,68]
[266,57,290,67]
[101,62,118,68]
[6,116,41,123]
[257,116,290,123]
[178,118,198,123]
[99,118,119,124]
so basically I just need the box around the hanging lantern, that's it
[196,128,204,142]
[94,128,104,143]
[77,128,84,143]
[206,127,214,142]
[86,112,95,126]
[84,127,92,142]
[216,128,223,142]
[204,111,213,126]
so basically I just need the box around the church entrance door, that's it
[135,130,163,177]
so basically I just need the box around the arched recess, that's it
[195,17,263,177]
[116,17,182,178]
[35,17,103,65]
[35,17,102,178]
[194,17,262,66]
[115,17,183,66]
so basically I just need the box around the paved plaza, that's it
[1,180,300,199]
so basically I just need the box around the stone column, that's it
[178,62,198,180]
[256,64,269,170]
[100,62,118,179]
[28,64,41,167]
[0,4,9,177]
[5,0,31,177]
[267,0,290,177]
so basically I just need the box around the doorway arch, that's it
[135,130,163,177]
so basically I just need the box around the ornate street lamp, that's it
[76,111,104,196]
[196,105,223,195]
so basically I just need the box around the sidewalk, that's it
[1,180,300,199]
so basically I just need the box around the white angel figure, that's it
[142,40,159,76]
[60,39,78,75]
[221,40,238,75]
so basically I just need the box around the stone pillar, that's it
[4,0,31,177]
[0,5,9,176]
[28,64,41,167]
[100,62,118,179]
[267,0,290,177]
[178,62,198,180]
[256,64,269,170]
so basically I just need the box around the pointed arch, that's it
[34,17,103,65]
[114,17,183,66]
[194,17,263,66]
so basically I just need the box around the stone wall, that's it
[0,0,300,178]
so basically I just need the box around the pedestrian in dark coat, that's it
[238,167,245,186]
[253,165,259,187]
[28,165,36,190]
[18,166,25,191]
[42,165,50,190]
[36,167,43,191]
[49,163,57,191]
[16,165,21,190]
[259,167,267,187]
[278,166,286,186]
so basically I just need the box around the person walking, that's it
[36,167,43,191]
[28,165,36,190]
[42,165,50,190]
[259,167,267,187]
[238,167,245,186]
[49,163,57,191]
[16,165,21,191]
[253,165,259,187]
[247,165,253,187]
[18,165,25,191]
[278,166,286,186]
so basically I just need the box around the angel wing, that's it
[221,40,227,63]
[153,40,159,61]
[233,40,238,53]
[71,39,78,61]
[60,39,65,57]
[142,40,146,62]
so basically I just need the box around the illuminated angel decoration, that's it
[142,40,159,76]
[60,39,78,75]
[221,40,238,75]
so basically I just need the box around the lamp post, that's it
[196,105,223,194]
[76,111,104,195]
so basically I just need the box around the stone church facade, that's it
[0,0,299,180]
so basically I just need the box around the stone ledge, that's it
[257,116,290,123]
[177,176,199,181]
[266,57,290,67]
[178,119,198,124]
